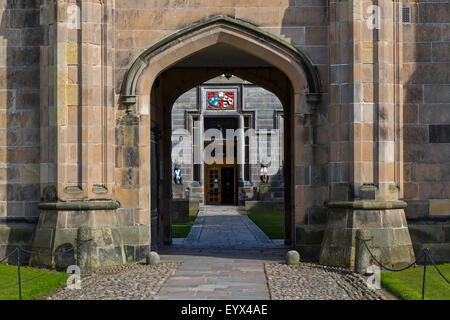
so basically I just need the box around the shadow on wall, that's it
[0,1,41,264]
[402,2,450,263]
[279,1,330,234]
[402,3,450,219]
[280,0,328,91]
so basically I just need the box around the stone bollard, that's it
[286,250,300,265]
[77,227,92,275]
[355,229,371,274]
[146,251,160,265]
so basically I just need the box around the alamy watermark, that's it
[67,5,81,30]
[366,5,381,30]
[41,2,384,31]
[172,128,282,175]
[366,265,381,290]
[66,265,81,290]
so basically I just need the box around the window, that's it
[402,7,411,24]
[429,125,450,143]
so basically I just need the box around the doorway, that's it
[221,167,235,205]
[205,163,237,205]
[205,165,221,205]
[121,16,323,246]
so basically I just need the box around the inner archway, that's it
[169,72,287,248]
[119,16,321,252]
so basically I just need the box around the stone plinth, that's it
[172,184,186,200]
[172,199,190,224]
[245,201,284,211]
[29,201,150,270]
[319,202,416,270]
[259,183,271,201]
[189,199,200,217]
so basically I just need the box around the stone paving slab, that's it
[154,254,272,300]
[155,206,286,300]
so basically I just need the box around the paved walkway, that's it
[47,205,384,300]
[173,205,285,249]
[155,205,288,300]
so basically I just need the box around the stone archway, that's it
[116,16,322,250]
[27,9,418,271]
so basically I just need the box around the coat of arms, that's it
[207,91,234,110]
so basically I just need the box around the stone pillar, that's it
[77,227,91,275]
[77,0,115,199]
[162,99,172,245]
[40,0,114,201]
[150,128,160,252]
[199,114,205,187]
[238,115,245,182]
[115,112,151,262]
[319,0,415,270]
[355,229,371,274]
[30,201,126,269]
[295,93,327,260]
[32,0,130,269]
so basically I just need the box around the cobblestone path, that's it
[265,262,385,300]
[45,262,180,300]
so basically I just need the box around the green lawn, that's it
[172,210,198,238]
[246,207,284,239]
[0,264,69,300]
[381,264,450,300]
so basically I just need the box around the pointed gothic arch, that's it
[117,15,323,248]
[120,15,321,108]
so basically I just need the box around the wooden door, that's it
[205,166,221,205]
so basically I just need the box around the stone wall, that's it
[0,0,448,268]
[113,0,329,103]
[402,1,450,261]
[172,87,197,185]
[0,0,41,257]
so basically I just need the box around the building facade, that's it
[0,0,448,270]
[171,76,284,206]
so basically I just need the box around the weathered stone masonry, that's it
[0,0,448,270]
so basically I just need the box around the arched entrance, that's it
[23,3,418,272]
[117,16,322,251]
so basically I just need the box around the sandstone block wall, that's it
[0,0,41,256]
[402,1,450,260]
[0,0,448,266]
[113,0,330,105]
[403,1,450,218]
